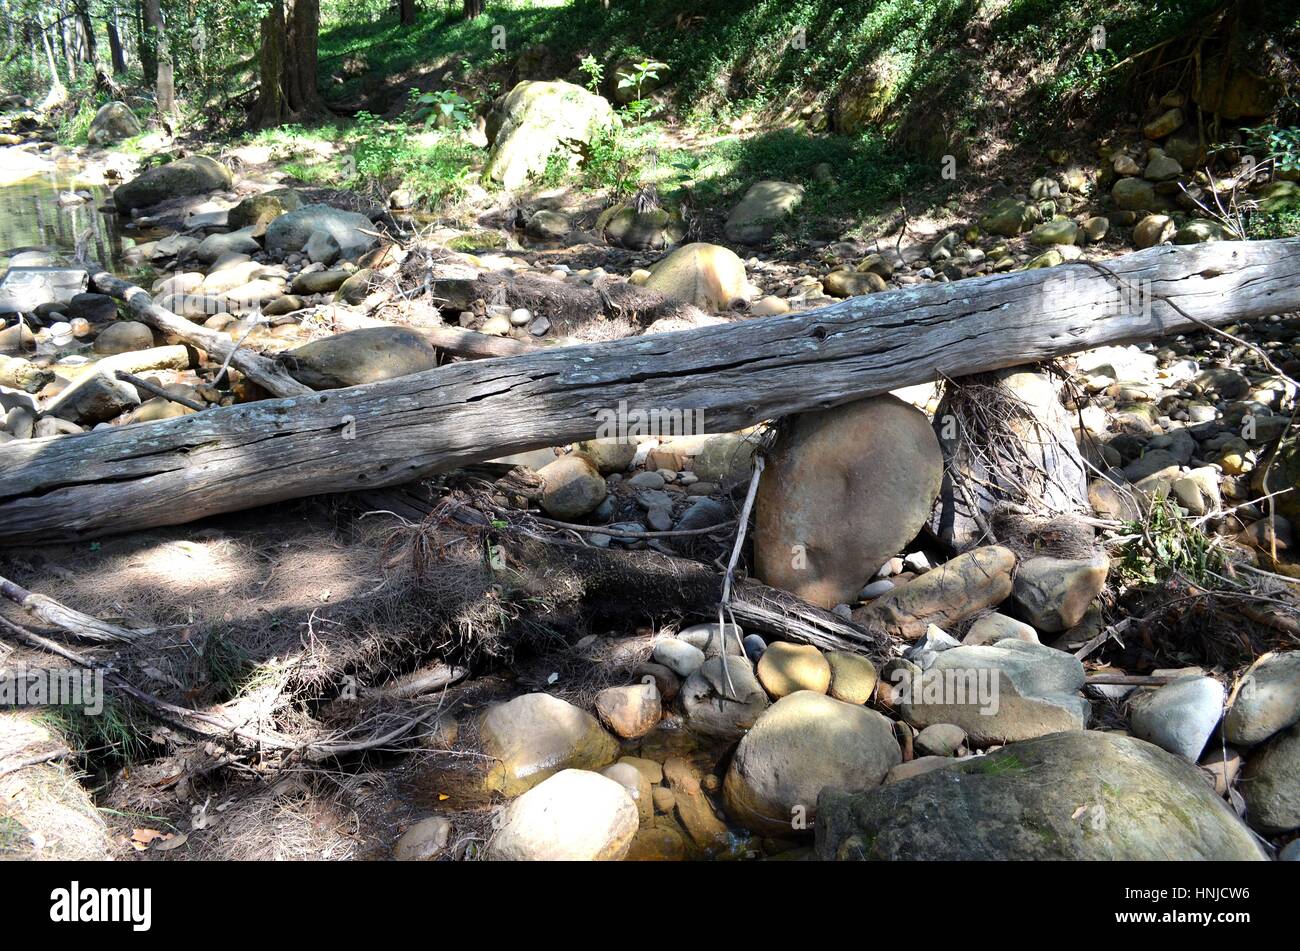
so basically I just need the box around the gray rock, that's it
[113,155,233,214]
[742,633,767,663]
[724,180,804,245]
[1012,554,1109,632]
[86,101,141,145]
[264,203,378,260]
[283,327,439,389]
[51,374,140,425]
[1223,652,1300,746]
[680,655,769,741]
[393,816,451,861]
[1240,723,1300,834]
[723,691,899,834]
[914,723,966,756]
[538,454,607,519]
[1129,675,1225,761]
[816,731,1266,860]
[896,639,1089,745]
[196,227,261,264]
[652,638,706,677]
[92,321,154,355]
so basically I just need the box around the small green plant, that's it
[579,54,604,94]
[1247,123,1300,176]
[579,126,643,197]
[617,59,668,104]
[1115,496,1226,587]
[411,88,472,129]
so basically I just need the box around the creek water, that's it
[0,159,134,273]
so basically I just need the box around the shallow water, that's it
[0,157,134,273]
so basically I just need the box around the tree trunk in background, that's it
[143,0,175,114]
[107,4,128,74]
[463,0,483,21]
[75,1,98,66]
[40,18,68,106]
[136,0,157,84]
[255,0,325,128]
[399,0,417,26]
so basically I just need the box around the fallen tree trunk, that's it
[4,239,1299,545]
[86,266,313,399]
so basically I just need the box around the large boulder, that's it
[282,327,440,389]
[1240,723,1300,833]
[894,638,1089,744]
[86,101,141,145]
[538,453,607,519]
[755,395,943,609]
[1224,652,1300,747]
[723,691,899,835]
[486,769,638,860]
[599,204,685,250]
[113,155,233,214]
[264,203,377,260]
[724,180,805,245]
[854,546,1016,639]
[816,731,1266,860]
[485,81,614,191]
[479,693,619,795]
[643,243,752,311]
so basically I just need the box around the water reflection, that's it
[0,169,133,272]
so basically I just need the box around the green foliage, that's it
[40,701,152,767]
[617,59,668,103]
[410,88,473,129]
[1115,497,1227,588]
[579,55,604,94]
[1247,123,1300,176]
[350,112,478,207]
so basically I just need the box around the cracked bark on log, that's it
[3,239,1298,545]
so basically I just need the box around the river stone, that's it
[335,268,375,305]
[895,638,1089,745]
[283,327,439,389]
[1240,723,1300,833]
[755,395,943,609]
[113,155,233,213]
[87,101,141,145]
[91,320,154,355]
[756,642,831,698]
[680,655,769,742]
[264,203,377,260]
[485,81,614,190]
[980,197,1030,236]
[601,762,653,820]
[963,612,1039,646]
[1133,214,1175,249]
[1144,107,1184,139]
[600,205,685,250]
[538,453,607,519]
[724,180,805,245]
[51,374,141,425]
[826,651,878,705]
[575,436,636,473]
[854,546,1016,640]
[816,731,1266,860]
[677,622,744,658]
[196,227,261,264]
[1111,177,1156,211]
[643,242,751,311]
[723,691,899,835]
[1030,219,1078,245]
[1129,675,1225,761]
[824,270,886,297]
[915,723,966,756]
[1013,554,1109,632]
[291,268,350,295]
[227,187,304,235]
[393,816,451,861]
[480,693,619,796]
[1224,652,1300,746]
[1175,220,1231,244]
[486,769,638,861]
[662,757,730,853]
[594,682,661,739]
[652,638,706,677]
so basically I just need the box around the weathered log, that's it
[3,239,1299,545]
[85,266,312,399]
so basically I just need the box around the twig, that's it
[717,455,766,696]
[114,371,207,412]
[0,573,148,643]
[0,747,71,778]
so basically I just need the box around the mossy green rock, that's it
[113,155,233,213]
[1111,177,1156,211]
[816,731,1267,860]
[980,198,1030,237]
[485,81,614,190]
[1029,219,1078,246]
[600,205,685,250]
[227,187,303,235]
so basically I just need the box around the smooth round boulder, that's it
[486,769,638,861]
[1240,723,1300,834]
[755,394,943,609]
[283,326,439,389]
[643,243,751,311]
[113,155,233,214]
[538,453,607,519]
[723,691,900,835]
[1224,652,1300,746]
[680,655,769,742]
[479,693,619,796]
[594,682,661,739]
[756,642,831,698]
[826,651,878,705]
[92,320,154,355]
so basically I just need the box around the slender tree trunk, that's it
[463,0,483,20]
[256,0,325,128]
[107,4,128,74]
[40,18,68,106]
[136,0,156,86]
[399,0,416,26]
[75,1,98,66]
[143,0,175,114]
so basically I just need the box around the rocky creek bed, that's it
[0,88,1298,862]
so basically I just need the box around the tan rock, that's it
[1013,554,1109,632]
[825,651,878,705]
[643,242,751,311]
[480,693,619,795]
[594,682,661,739]
[756,642,831,698]
[854,546,1016,639]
